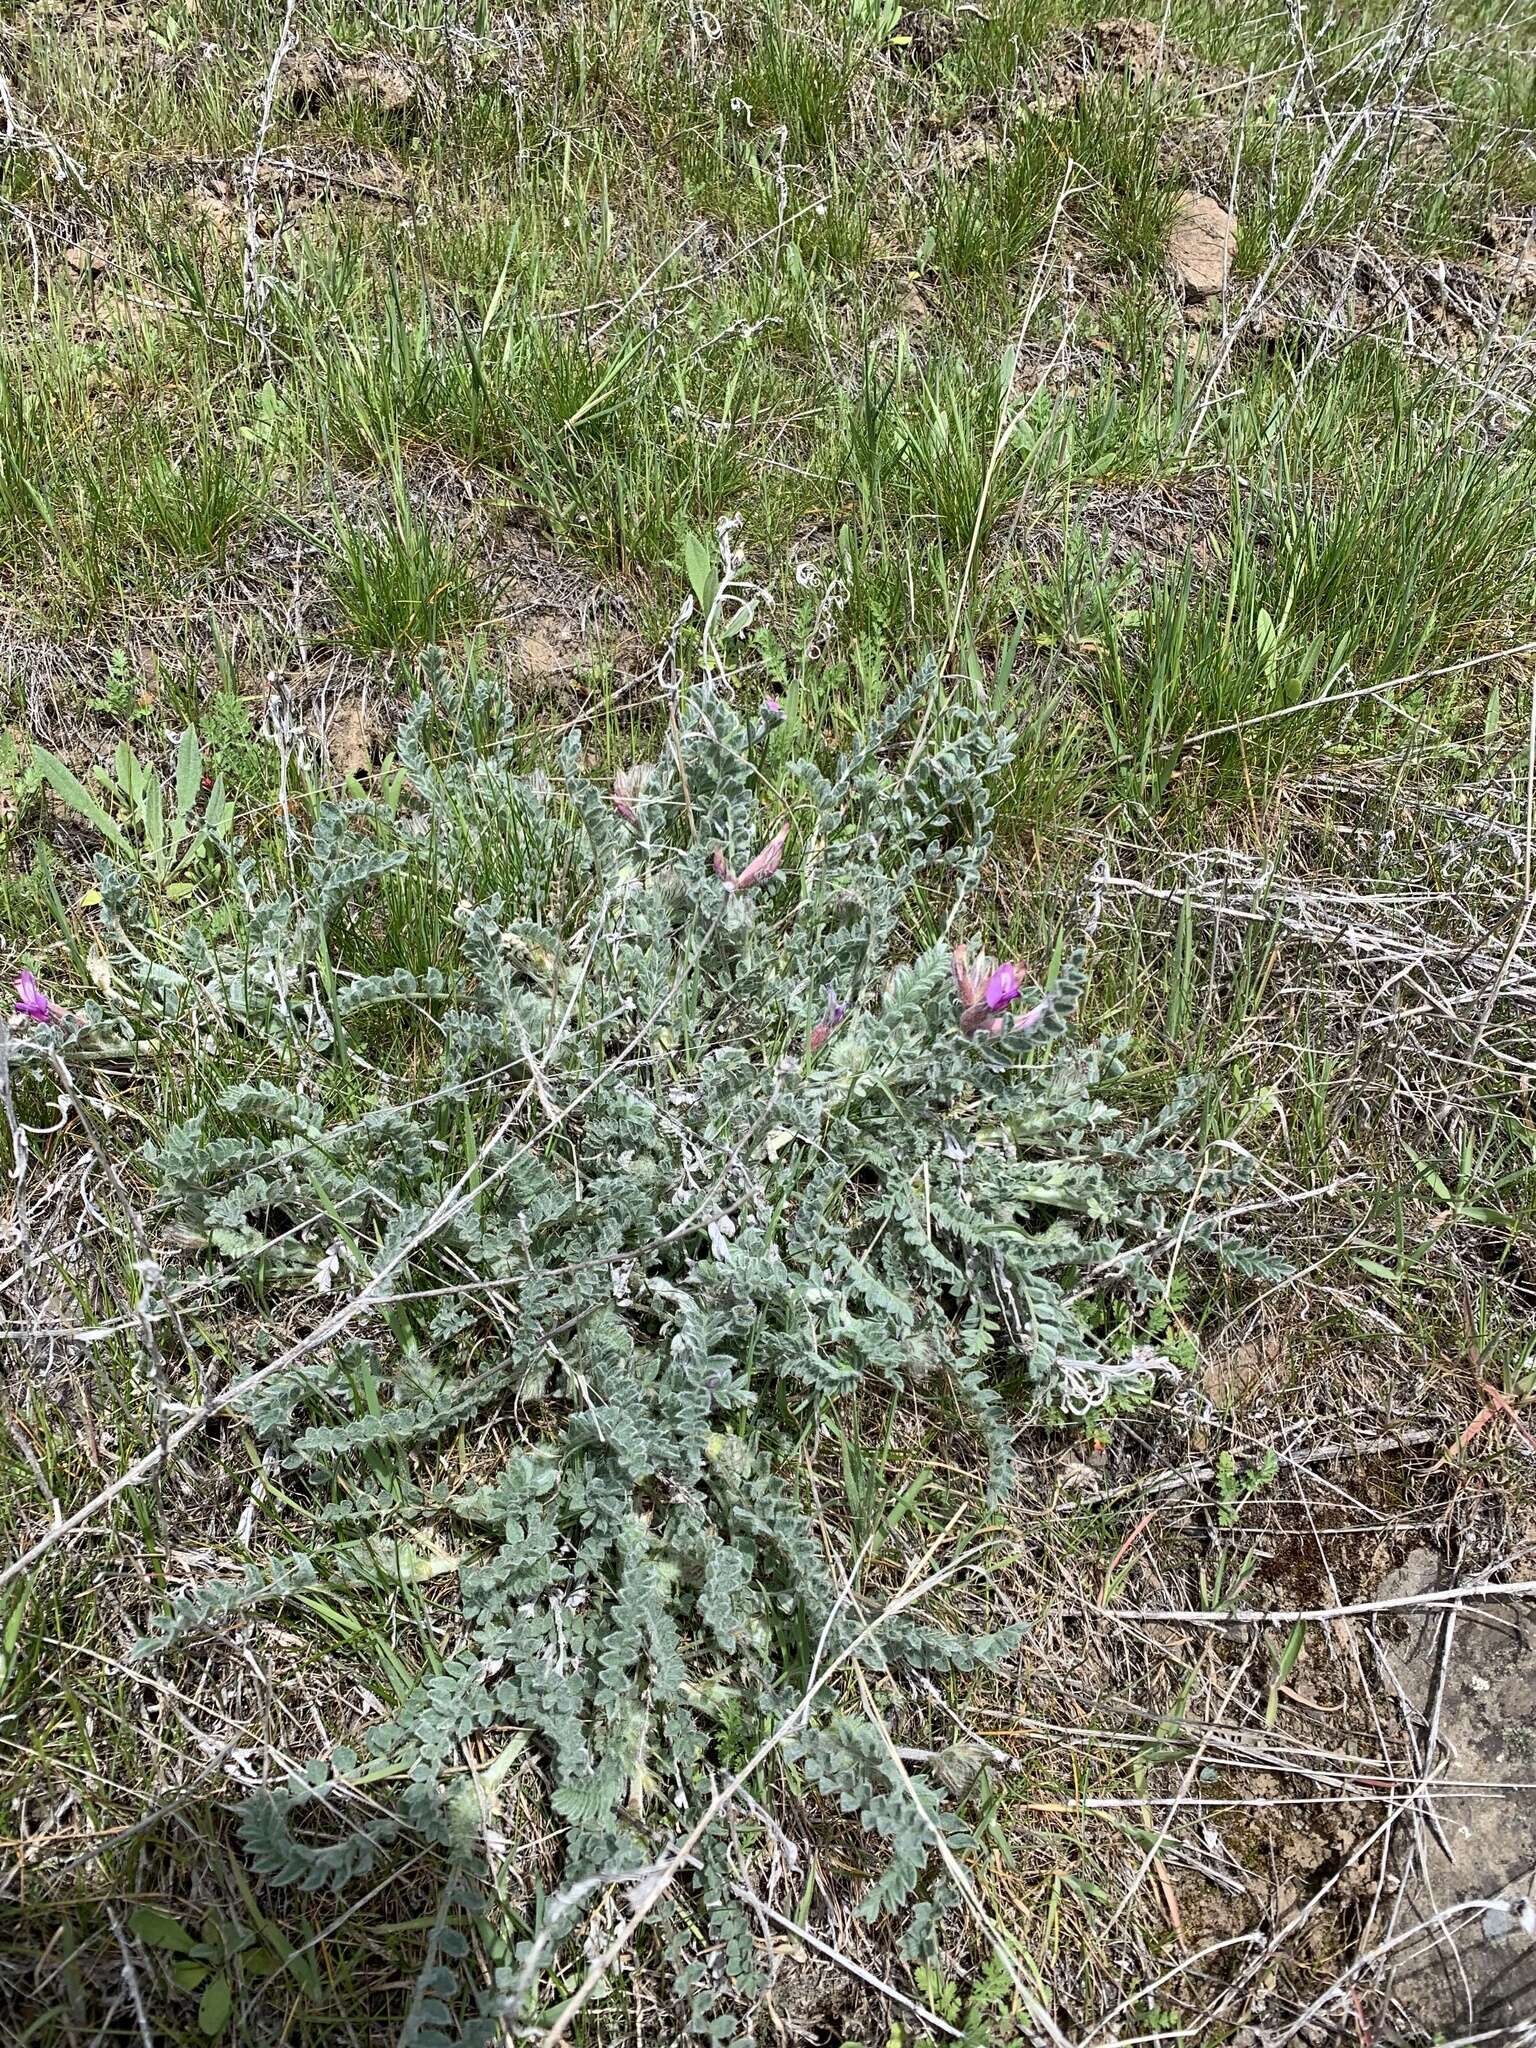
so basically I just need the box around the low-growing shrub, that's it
[32,645,1275,2041]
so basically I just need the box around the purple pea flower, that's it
[984,962,1021,1011]
[954,947,1028,1036]
[13,971,56,1024]
[808,987,848,1053]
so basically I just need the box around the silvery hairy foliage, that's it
[57,658,1276,2043]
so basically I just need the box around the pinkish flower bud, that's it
[716,825,790,895]
[951,945,983,1009]
[808,988,848,1052]
[732,824,789,893]
[611,765,644,824]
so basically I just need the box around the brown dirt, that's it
[1253,237,1536,366]
[766,1955,882,2044]
[278,46,440,128]
[1376,1547,1536,2035]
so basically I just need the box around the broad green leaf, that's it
[175,727,202,823]
[683,531,716,613]
[32,748,130,853]
[204,774,232,840]
[198,1972,232,2035]
[1353,1255,1403,1282]
[129,1906,197,1953]
[142,772,164,864]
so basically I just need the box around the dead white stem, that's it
[1115,1575,1536,1627]
[242,0,300,354]
[106,1908,154,2048]
[729,1884,964,2042]
[0,71,88,188]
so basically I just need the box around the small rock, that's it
[340,57,421,118]
[1057,1456,1101,1496]
[896,278,929,329]
[516,628,568,680]
[1374,1544,1440,1609]
[943,128,1000,174]
[185,182,241,244]
[64,241,110,282]
[1168,192,1237,301]
[1481,1896,1536,1941]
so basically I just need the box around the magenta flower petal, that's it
[984,962,1021,1011]
[14,971,55,1023]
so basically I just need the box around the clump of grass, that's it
[326,489,489,652]
[1268,437,1536,683]
[1066,86,1182,274]
[944,0,1063,102]
[130,442,266,565]
[921,136,1058,287]
[0,366,52,541]
[729,22,855,156]
[895,351,1032,556]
